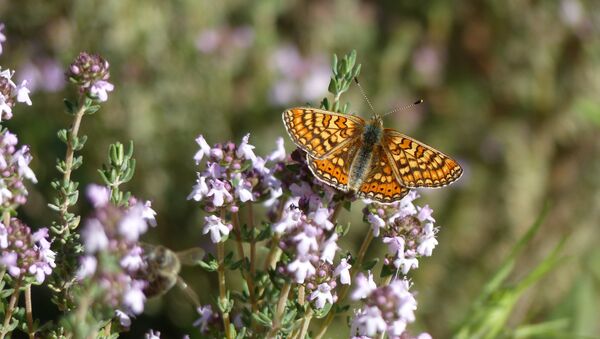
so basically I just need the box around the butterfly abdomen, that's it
[348,122,382,191]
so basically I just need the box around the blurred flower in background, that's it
[269,44,330,105]
[17,58,65,93]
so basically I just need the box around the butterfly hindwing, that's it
[383,129,463,188]
[306,141,360,191]
[283,107,364,159]
[357,144,410,203]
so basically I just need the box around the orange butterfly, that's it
[282,107,462,203]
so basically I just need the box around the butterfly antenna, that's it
[382,99,423,117]
[353,77,376,115]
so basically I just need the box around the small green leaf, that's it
[362,258,379,270]
[63,99,75,114]
[85,105,100,114]
[313,302,333,319]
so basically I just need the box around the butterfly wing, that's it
[383,129,463,188]
[306,141,360,191]
[356,144,410,203]
[282,107,364,160]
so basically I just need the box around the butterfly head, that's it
[368,114,384,128]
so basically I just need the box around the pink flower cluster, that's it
[77,185,157,319]
[0,219,55,284]
[0,130,37,210]
[365,191,439,275]
[189,134,284,243]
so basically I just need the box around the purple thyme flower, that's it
[0,23,5,55]
[193,305,222,334]
[65,52,114,102]
[0,68,33,121]
[351,271,377,300]
[364,192,440,276]
[17,58,65,93]
[0,219,55,283]
[351,278,418,337]
[145,330,161,339]
[86,184,110,207]
[195,25,254,55]
[203,215,231,243]
[0,131,37,210]
[76,188,156,316]
[188,134,283,212]
[268,45,330,105]
[309,282,334,309]
[334,258,352,285]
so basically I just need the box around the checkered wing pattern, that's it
[283,107,364,159]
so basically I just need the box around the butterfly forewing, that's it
[283,108,364,160]
[356,144,410,203]
[383,129,463,188]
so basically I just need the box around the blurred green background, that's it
[1,0,599,338]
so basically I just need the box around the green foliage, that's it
[454,205,567,339]
[98,141,136,206]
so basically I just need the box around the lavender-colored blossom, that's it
[82,219,109,253]
[351,279,418,337]
[86,184,110,207]
[89,80,114,102]
[0,23,5,55]
[193,305,221,334]
[0,219,55,283]
[351,271,377,300]
[66,52,113,102]
[118,203,150,241]
[15,80,32,106]
[310,207,334,231]
[115,309,132,328]
[236,134,257,163]
[194,135,212,164]
[268,45,329,105]
[203,215,231,243]
[287,256,316,283]
[0,131,37,210]
[309,283,334,309]
[232,173,254,202]
[334,258,352,285]
[367,213,386,237]
[145,330,161,339]
[142,200,157,227]
[351,306,387,337]
[206,179,233,207]
[267,137,286,162]
[0,68,33,121]
[120,246,144,271]
[77,192,154,316]
[195,25,254,55]
[123,279,146,314]
[272,198,302,233]
[76,255,97,279]
[292,225,319,255]
[416,223,438,256]
[17,59,65,93]
[188,175,209,201]
[320,233,338,264]
[364,191,439,276]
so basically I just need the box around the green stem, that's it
[25,285,34,339]
[0,277,22,339]
[217,241,232,339]
[249,203,257,313]
[297,308,314,339]
[315,229,375,339]
[267,282,292,338]
[58,99,86,235]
